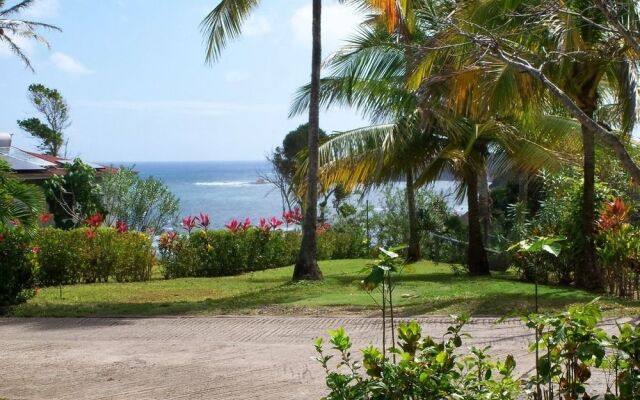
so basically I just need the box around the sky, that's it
[0,0,369,162]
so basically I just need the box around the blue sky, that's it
[0,0,368,162]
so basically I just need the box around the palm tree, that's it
[0,160,44,228]
[292,10,427,260]
[0,0,61,72]
[202,0,324,280]
[446,0,639,290]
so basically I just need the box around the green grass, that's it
[10,259,639,317]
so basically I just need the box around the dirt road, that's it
[0,316,606,399]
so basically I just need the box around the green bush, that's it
[159,227,367,279]
[315,317,521,399]
[0,227,36,306]
[370,187,466,263]
[317,302,640,399]
[36,227,153,284]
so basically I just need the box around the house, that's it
[0,132,111,182]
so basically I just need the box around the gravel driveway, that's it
[0,316,623,399]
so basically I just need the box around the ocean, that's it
[116,161,464,228]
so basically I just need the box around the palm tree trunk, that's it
[478,164,491,246]
[576,113,603,291]
[293,0,323,281]
[406,168,421,262]
[466,168,490,276]
[518,171,529,205]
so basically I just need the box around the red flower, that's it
[225,218,240,233]
[31,246,41,254]
[259,218,271,233]
[269,217,283,230]
[85,229,96,239]
[38,213,54,225]
[242,217,251,231]
[0,233,4,242]
[283,207,303,225]
[181,215,198,233]
[86,213,104,228]
[198,213,210,230]
[116,220,128,234]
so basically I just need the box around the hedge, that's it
[159,228,368,279]
[36,227,154,285]
[0,227,35,306]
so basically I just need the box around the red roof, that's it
[24,151,64,164]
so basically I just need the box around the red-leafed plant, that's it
[283,207,303,225]
[269,217,283,230]
[597,197,629,232]
[225,218,241,233]
[198,213,210,231]
[116,220,128,234]
[259,218,271,233]
[182,215,198,233]
[86,213,103,228]
[38,213,54,225]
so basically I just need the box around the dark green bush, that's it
[0,227,35,306]
[159,227,367,279]
[36,227,153,284]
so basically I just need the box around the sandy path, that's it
[0,316,622,399]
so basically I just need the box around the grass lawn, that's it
[10,259,640,317]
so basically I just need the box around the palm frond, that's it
[201,0,260,63]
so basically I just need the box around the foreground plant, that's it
[315,316,520,399]
[316,302,640,399]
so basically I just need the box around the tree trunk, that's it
[518,171,529,205]
[466,168,490,276]
[406,168,421,262]
[478,164,491,246]
[576,111,603,291]
[293,0,323,281]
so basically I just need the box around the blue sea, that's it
[114,161,464,228]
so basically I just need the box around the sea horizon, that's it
[99,160,465,228]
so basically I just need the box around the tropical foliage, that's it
[0,0,60,71]
[101,167,179,235]
[0,159,44,228]
[317,302,640,399]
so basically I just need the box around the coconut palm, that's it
[406,0,640,290]
[0,0,61,72]
[0,160,44,228]
[294,2,583,274]
[202,0,327,280]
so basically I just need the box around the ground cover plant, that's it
[10,260,639,318]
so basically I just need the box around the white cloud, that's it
[224,70,251,83]
[22,0,59,19]
[290,2,364,54]
[76,100,285,116]
[244,15,272,36]
[50,52,93,75]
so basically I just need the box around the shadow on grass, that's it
[11,283,342,319]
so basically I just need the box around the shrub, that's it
[370,187,465,263]
[35,227,153,285]
[315,317,521,399]
[0,227,36,306]
[158,227,366,279]
[317,302,640,399]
